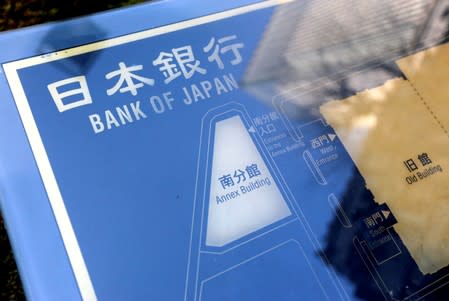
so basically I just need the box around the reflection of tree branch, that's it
[443,6,449,43]
[321,169,383,301]
[373,62,402,77]
[322,77,357,100]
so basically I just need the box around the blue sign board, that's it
[2,0,449,300]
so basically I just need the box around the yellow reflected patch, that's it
[320,77,449,275]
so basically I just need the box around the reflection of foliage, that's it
[0,2,147,300]
[0,0,146,31]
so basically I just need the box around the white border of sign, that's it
[3,1,291,300]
